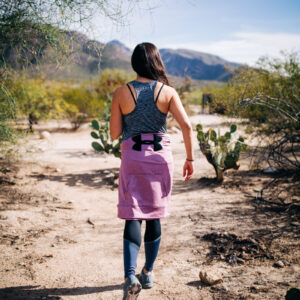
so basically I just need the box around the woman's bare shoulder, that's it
[113,84,129,96]
[157,81,176,94]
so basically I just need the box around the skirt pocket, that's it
[126,173,167,208]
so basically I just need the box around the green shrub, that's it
[90,119,121,158]
[196,123,248,182]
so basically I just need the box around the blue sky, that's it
[76,0,300,65]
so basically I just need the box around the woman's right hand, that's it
[183,160,194,182]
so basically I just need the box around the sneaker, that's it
[137,267,154,289]
[122,274,142,300]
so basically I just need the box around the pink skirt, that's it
[117,132,174,220]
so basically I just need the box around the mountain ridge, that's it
[1,29,241,81]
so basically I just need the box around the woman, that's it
[110,42,194,300]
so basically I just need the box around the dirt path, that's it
[0,115,299,300]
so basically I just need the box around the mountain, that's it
[160,48,240,81]
[1,29,241,81]
[99,39,131,71]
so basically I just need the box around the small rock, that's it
[39,131,51,140]
[221,285,228,292]
[105,173,114,179]
[274,260,285,268]
[55,168,62,173]
[199,269,223,285]
[19,262,26,266]
[263,166,278,173]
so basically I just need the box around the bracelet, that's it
[186,158,194,161]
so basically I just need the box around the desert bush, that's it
[9,76,76,123]
[238,52,300,133]
[238,52,300,171]
[94,69,134,99]
[62,84,104,130]
[186,89,203,105]
[202,52,300,127]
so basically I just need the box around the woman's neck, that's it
[135,75,154,82]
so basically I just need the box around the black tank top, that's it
[121,80,168,141]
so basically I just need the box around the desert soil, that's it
[0,113,299,300]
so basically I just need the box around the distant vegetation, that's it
[199,52,299,129]
[1,69,133,129]
[199,51,300,171]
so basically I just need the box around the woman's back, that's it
[121,80,168,141]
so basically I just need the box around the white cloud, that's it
[164,32,300,65]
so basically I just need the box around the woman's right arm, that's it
[168,87,194,181]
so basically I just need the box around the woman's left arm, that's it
[110,87,123,140]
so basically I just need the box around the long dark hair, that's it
[131,42,171,86]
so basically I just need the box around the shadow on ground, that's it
[171,177,221,195]
[0,284,123,300]
[30,168,120,189]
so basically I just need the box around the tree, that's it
[0,0,144,145]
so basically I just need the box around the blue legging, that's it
[123,219,161,279]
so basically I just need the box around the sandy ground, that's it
[0,113,299,300]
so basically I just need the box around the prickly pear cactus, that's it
[196,123,247,182]
[90,119,122,158]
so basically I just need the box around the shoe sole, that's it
[141,284,153,289]
[125,282,142,300]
